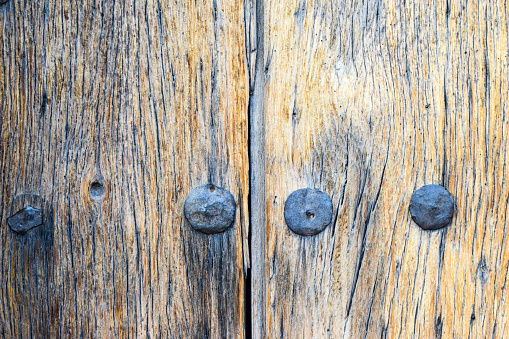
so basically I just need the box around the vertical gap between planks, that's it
[248,0,266,336]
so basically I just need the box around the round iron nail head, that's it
[284,188,333,236]
[409,184,454,230]
[7,205,43,234]
[184,184,236,234]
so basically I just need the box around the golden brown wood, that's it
[0,0,250,337]
[1,0,508,337]
[263,0,509,337]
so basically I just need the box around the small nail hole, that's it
[209,185,216,192]
[305,211,315,219]
[89,181,106,200]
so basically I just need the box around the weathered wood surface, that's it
[263,0,509,338]
[248,0,267,337]
[0,0,250,337]
[1,0,507,337]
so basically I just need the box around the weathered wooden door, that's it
[0,0,251,337]
[1,0,508,338]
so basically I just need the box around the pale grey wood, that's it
[249,0,267,337]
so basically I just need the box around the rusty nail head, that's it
[284,188,333,236]
[7,205,43,234]
[184,184,236,234]
[409,184,454,230]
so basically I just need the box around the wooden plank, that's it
[248,0,267,337]
[263,0,509,337]
[0,0,249,337]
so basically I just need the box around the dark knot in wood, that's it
[89,180,106,200]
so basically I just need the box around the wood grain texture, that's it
[264,0,509,337]
[0,0,249,337]
[247,0,267,337]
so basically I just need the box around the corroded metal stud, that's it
[284,188,333,236]
[7,205,43,234]
[184,184,236,234]
[409,184,454,230]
